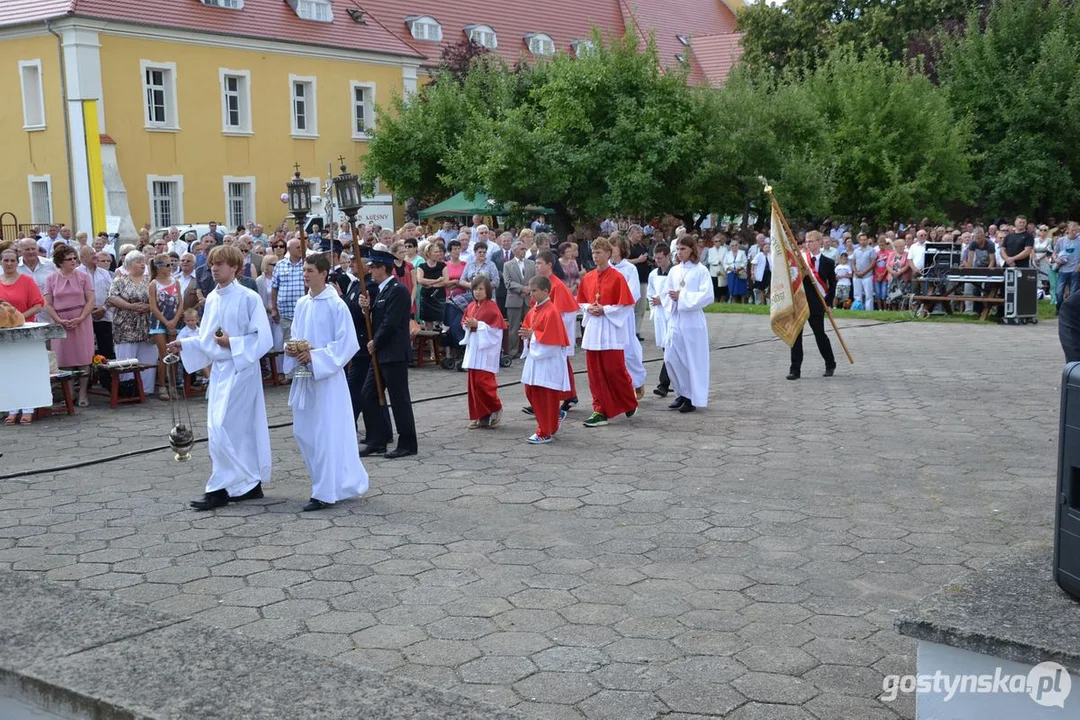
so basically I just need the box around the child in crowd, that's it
[834,252,853,309]
[176,309,208,386]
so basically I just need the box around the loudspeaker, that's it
[1054,362,1080,601]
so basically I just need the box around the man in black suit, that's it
[344,247,390,444]
[788,231,837,380]
[358,250,418,459]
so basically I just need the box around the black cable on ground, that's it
[0,318,905,481]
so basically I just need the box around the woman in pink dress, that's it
[44,244,95,406]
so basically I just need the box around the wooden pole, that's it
[766,190,855,365]
[351,241,386,406]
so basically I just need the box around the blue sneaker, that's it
[553,409,567,435]
[526,433,553,444]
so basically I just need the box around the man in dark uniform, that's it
[788,230,837,380]
[343,246,388,444]
[1061,288,1080,363]
[358,250,418,459]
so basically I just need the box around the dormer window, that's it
[202,0,243,7]
[675,53,687,63]
[525,32,555,56]
[465,24,497,49]
[571,39,594,57]
[677,34,690,46]
[406,15,442,41]
[289,0,332,22]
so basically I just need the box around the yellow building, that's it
[0,0,425,240]
[0,0,745,241]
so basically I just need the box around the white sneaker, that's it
[488,409,502,427]
[526,433,552,444]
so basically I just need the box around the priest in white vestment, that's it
[284,254,367,511]
[168,245,273,511]
[609,235,647,395]
[660,236,712,412]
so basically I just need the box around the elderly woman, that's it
[107,250,157,394]
[256,254,283,371]
[722,239,748,303]
[558,242,581,295]
[114,244,136,277]
[1,247,46,424]
[44,244,96,406]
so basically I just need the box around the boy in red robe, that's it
[520,276,571,443]
[575,237,638,427]
[520,251,580,416]
[461,276,506,428]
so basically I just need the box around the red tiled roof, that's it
[618,0,737,84]
[691,31,744,85]
[0,0,424,60]
[358,0,628,65]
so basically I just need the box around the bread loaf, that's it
[0,300,25,328]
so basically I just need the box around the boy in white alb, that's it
[520,276,571,443]
[167,245,273,511]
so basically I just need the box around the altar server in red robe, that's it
[520,275,571,443]
[575,237,637,427]
[461,275,506,428]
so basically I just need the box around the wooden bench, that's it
[33,370,81,420]
[261,350,284,387]
[88,363,151,408]
[413,330,443,369]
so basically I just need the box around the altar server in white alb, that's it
[167,245,273,510]
[646,243,673,398]
[609,233,647,398]
[284,253,368,511]
[660,234,712,413]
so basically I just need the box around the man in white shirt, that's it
[176,252,198,301]
[751,240,771,305]
[17,238,55,321]
[36,225,62,254]
[908,229,929,276]
[437,221,458,243]
[166,227,188,256]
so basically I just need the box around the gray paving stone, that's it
[656,680,746,716]
[731,672,819,705]
[459,656,538,684]
[514,672,600,704]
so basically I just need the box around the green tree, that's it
[806,49,974,224]
[941,0,1080,218]
[737,0,975,76]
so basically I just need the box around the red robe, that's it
[532,274,578,400]
[462,299,506,421]
[576,266,637,417]
[522,300,570,438]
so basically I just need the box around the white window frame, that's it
[406,16,442,41]
[293,0,332,22]
[466,25,497,49]
[19,59,46,131]
[289,75,318,138]
[350,81,376,141]
[526,33,555,57]
[140,60,179,131]
[146,175,185,228]
[202,0,243,8]
[27,175,53,225]
[223,176,256,230]
[219,68,252,135]
[572,39,595,57]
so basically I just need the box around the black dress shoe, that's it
[232,483,263,502]
[358,444,387,457]
[678,402,696,413]
[521,406,535,416]
[786,373,800,381]
[303,498,332,512]
[190,489,229,511]
[653,386,670,397]
[384,447,417,460]
[823,366,836,377]
[668,397,687,410]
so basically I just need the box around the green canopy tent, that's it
[417,191,554,220]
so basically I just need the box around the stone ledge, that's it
[0,571,520,720]
[895,546,1080,674]
[0,322,66,343]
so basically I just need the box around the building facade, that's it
[0,0,742,241]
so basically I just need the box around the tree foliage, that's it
[737,0,975,76]
[941,0,1080,218]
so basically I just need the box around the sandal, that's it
[77,398,90,408]
[19,414,33,425]
[4,414,18,425]
[158,387,171,401]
